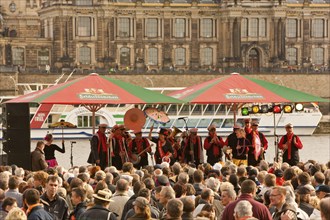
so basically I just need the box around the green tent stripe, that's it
[102,76,184,103]
[33,78,82,102]
[113,114,124,118]
[181,77,227,102]
[244,76,329,103]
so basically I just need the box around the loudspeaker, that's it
[2,103,31,169]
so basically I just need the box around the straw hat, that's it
[93,189,113,202]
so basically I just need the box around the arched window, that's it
[201,47,213,66]
[79,46,91,65]
[175,48,186,65]
[312,48,324,65]
[148,48,158,65]
[120,47,130,66]
[286,48,297,65]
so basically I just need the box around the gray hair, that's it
[228,164,237,174]
[221,188,237,200]
[205,177,220,192]
[234,200,253,217]
[14,168,25,178]
[160,186,175,200]
[166,198,183,218]
[178,172,189,184]
[104,173,113,185]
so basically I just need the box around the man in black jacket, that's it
[24,188,53,220]
[69,187,87,220]
[40,175,69,220]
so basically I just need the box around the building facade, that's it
[0,0,329,73]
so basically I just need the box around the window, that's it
[259,18,266,37]
[200,19,212,38]
[118,18,130,37]
[78,115,100,127]
[312,19,324,38]
[201,47,213,66]
[79,46,91,65]
[174,18,185,38]
[145,18,158,38]
[38,49,49,65]
[12,47,24,65]
[241,18,248,37]
[120,47,130,65]
[287,19,297,37]
[76,0,93,5]
[249,19,258,37]
[313,48,324,65]
[175,47,186,65]
[286,48,297,65]
[148,48,158,65]
[77,17,92,36]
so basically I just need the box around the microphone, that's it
[71,141,76,144]
[178,117,187,120]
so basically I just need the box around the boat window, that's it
[204,105,216,115]
[191,105,202,115]
[197,118,212,128]
[210,119,223,128]
[180,105,190,114]
[77,115,100,127]
[164,119,175,127]
[187,118,199,128]
[173,119,186,128]
[167,105,177,114]
[222,118,235,128]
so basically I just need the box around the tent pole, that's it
[233,103,237,125]
[92,110,96,134]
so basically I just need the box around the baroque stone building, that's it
[0,0,329,73]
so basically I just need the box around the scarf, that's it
[158,140,167,158]
[209,133,220,157]
[114,135,125,154]
[26,204,43,216]
[252,131,262,160]
[97,130,107,152]
[286,133,294,160]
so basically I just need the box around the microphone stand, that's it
[70,141,75,167]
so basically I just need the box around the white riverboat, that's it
[0,92,323,140]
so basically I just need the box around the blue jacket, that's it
[27,205,53,220]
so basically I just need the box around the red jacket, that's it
[221,194,272,220]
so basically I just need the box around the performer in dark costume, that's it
[278,123,303,166]
[224,125,241,161]
[128,130,151,169]
[149,127,173,165]
[87,124,108,170]
[44,133,65,167]
[204,125,224,165]
[109,124,128,170]
[246,121,268,166]
[183,128,203,167]
[231,128,250,166]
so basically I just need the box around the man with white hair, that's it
[234,200,258,220]
[158,186,176,219]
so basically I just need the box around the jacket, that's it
[40,193,69,220]
[69,202,86,220]
[79,204,117,220]
[272,203,297,220]
[221,194,272,220]
[31,148,48,171]
[27,205,53,220]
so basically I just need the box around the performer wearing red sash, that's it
[183,128,203,167]
[110,124,128,170]
[278,123,303,166]
[246,121,268,166]
[128,130,151,169]
[204,125,225,165]
[149,127,173,165]
[87,124,109,170]
[244,118,252,136]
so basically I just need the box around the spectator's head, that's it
[166,198,183,218]
[264,173,276,187]
[178,172,189,184]
[206,177,220,193]
[93,189,113,207]
[283,168,296,181]
[172,162,181,176]
[8,176,20,190]
[132,196,151,218]
[201,188,215,204]
[221,188,236,206]
[143,177,155,190]
[320,197,330,220]
[14,167,25,179]
[240,179,256,195]
[33,171,49,188]
[269,186,287,209]
[298,172,311,186]
[193,170,204,183]
[173,182,187,198]
[94,170,106,182]
[237,166,247,178]
[133,181,146,195]
[36,141,45,150]
[23,188,40,206]
[159,186,175,206]
[5,207,27,220]
[122,162,134,174]
[313,171,325,186]
[297,186,311,203]
[116,179,129,193]
[71,187,86,206]
[316,185,330,200]
[234,200,253,219]
[2,197,17,212]
[45,175,60,199]
[180,196,195,213]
